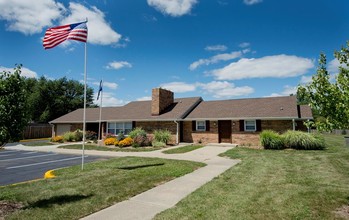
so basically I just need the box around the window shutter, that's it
[239,120,244,131]
[192,121,196,131]
[206,120,210,131]
[256,120,261,131]
[132,121,136,129]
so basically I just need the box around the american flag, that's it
[43,21,88,49]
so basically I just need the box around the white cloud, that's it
[92,81,118,90]
[269,85,297,97]
[211,54,314,80]
[106,61,132,70]
[205,45,227,52]
[61,3,121,45]
[137,96,152,101]
[198,81,254,98]
[243,0,263,5]
[189,51,242,70]
[160,80,254,98]
[160,82,196,93]
[0,0,64,35]
[239,42,250,48]
[0,66,38,78]
[327,58,345,74]
[94,92,128,107]
[300,75,312,84]
[147,0,198,16]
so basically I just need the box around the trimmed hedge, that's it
[260,130,326,150]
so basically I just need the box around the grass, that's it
[22,142,55,146]
[59,144,164,152]
[0,157,204,220]
[162,145,204,154]
[154,134,349,220]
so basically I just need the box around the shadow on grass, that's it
[27,194,93,208]
[117,163,165,170]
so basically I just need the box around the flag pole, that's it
[82,18,88,170]
[98,78,103,140]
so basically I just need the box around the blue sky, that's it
[0,0,348,106]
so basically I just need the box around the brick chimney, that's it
[151,88,174,116]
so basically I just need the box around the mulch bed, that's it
[0,201,24,219]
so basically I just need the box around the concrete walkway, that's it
[5,143,240,220]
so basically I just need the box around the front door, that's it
[218,120,232,143]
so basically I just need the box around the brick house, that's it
[50,88,313,145]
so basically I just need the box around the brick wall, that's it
[151,88,174,116]
[71,123,83,132]
[182,121,219,144]
[182,119,309,145]
[135,121,177,144]
[232,133,260,146]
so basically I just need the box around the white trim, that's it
[107,121,133,135]
[196,120,206,131]
[244,120,256,132]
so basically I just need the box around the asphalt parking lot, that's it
[0,149,109,186]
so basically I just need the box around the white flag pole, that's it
[98,79,103,140]
[82,18,88,170]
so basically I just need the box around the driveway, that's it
[0,149,109,186]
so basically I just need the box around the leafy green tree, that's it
[25,76,95,123]
[298,42,349,131]
[0,65,29,146]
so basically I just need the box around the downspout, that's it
[292,119,296,131]
[174,120,179,145]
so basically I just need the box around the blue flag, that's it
[97,80,103,100]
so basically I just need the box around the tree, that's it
[25,76,95,123]
[297,42,349,131]
[0,65,29,146]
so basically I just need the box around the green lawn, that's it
[22,142,55,146]
[162,145,204,154]
[59,144,164,152]
[154,134,349,220]
[0,157,204,220]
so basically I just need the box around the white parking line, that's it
[22,151,38,155]
[0,153,57,162]
[6,156,88,169]
[0,151,18,156]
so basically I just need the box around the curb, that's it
[44,170,56,179]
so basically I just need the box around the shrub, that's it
[117,132,125,141]
[86,130,97,141]
[104,137,117,146]
[132,135,146,147]
[105,133,116,138]
[51,136,63,143]
[119,137,133,147]
[129,127,147,139]
[282,131,325,150]
[74,129,83,141]
[152,140,166,148]
[153,129,171,145]
[260,130,285,150]
[63,131,75,142]
[114,139,119,146]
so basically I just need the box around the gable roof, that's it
[50,97,202,123]
[185,96,313,120]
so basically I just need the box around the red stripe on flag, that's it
[43,22,87,49]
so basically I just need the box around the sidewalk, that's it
[5,143,240,220]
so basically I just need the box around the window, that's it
[107,122,132,135]
[196,121,206,131]
[244,120,256,131]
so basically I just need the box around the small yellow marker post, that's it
[44,170,56,179]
